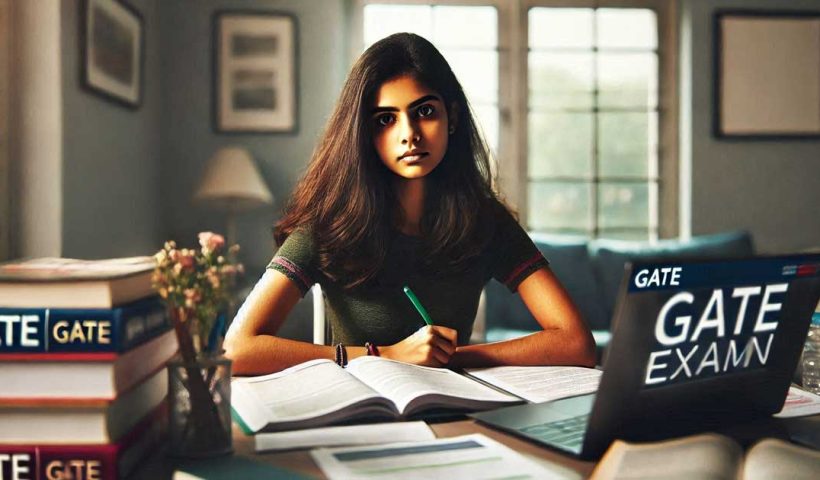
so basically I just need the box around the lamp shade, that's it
[194,147,273,211]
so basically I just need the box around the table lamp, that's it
[193,147,273,246]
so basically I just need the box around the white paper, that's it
[254,421,435,452]
[311,433,575,480]
[464,366,602,403]
[774,386,820,418]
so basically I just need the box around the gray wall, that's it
[681,0,820,254]
[24,0,820,262]
[53,0,349,268]
[158,0,348,279]
[60,0,163,258]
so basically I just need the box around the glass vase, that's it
[167,354,233,458]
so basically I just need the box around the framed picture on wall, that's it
[81,0,144,109]
[214,11,298,133]
[714,10,820,139]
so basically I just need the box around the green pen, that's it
[403,286,434,326]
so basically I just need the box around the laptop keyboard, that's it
[519,413,589,449]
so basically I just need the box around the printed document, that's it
[774,386,820,418]
[311,433,576,480]
[254,421,435,452]
[464,366,602,403]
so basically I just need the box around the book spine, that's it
[0,297,167,354]
[0,396,167,480]
[0,445,119,480]
[0,399,167,480]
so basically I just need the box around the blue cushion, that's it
[484,234,609,332]
[485,280,535,331]
[589,231,755,320]
[530,234,609,330]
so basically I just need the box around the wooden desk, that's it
[132,414,820,479]
[131,419,596,479]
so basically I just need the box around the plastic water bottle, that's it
[802,312,820,394]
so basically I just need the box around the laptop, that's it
[472,253,820,459]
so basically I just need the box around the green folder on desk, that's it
[174,455,312,480]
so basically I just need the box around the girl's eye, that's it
[417,104,435,118]
[376,114,395,127]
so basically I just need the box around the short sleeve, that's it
[489,206,549,292]
[267,229,319,297]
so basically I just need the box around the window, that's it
[357,1,676,240]
[528,7,659,239]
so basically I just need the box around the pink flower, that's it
[152,233,245,351]
[184,288,201,308]
[198,231,225,254]
[178,251,196,271]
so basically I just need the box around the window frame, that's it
[353,0,678,239]
[521,0,677,240]
[0,0,10,260]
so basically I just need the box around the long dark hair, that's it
[275,33,502,288]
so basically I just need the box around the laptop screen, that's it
[630,257,820,388]
[585,254,820,457]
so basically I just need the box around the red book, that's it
[0,404,166,480]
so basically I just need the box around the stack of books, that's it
[0,257,178,479]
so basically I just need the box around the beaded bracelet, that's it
[335,343,348,367]
[365,342,380,357]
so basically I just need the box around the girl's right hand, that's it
[381,325,458,367]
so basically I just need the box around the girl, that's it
[224,33,595,375]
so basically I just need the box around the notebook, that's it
[472,253,820,459]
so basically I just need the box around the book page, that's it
[742,438,820,480]
[464,366,602,403]
[231,359,394,433]
[589,433,742,480]
[345,356,519,415]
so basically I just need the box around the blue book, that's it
[0,296,169,355]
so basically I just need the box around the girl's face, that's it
[371,75,451,180]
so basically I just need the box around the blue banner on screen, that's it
[628,258,820,293]
[633,257,820,388]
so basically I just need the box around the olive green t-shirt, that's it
[268,206,547,346]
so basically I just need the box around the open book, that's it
[231,356,522,433]
[590,433,820,480]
